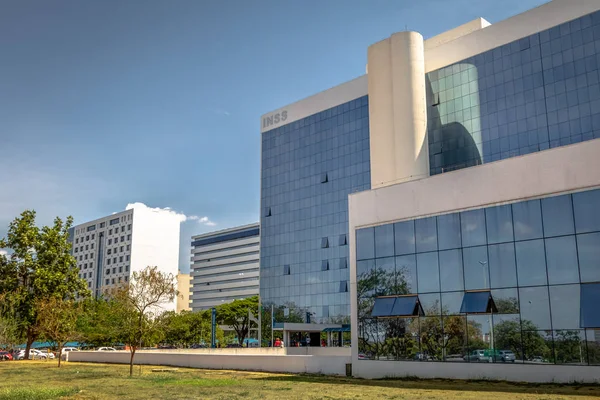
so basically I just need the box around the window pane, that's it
[549,284,580,330]
[492,288,520,314]
[545,236,579,285]
[519,286,551,330]
[460,291,494,314]
[356,228,375,260]
[442,315,467,361]
[515,239,548,286]
[577,232,600,283]
[439,249,464,292]
[586,329,600,365]
[492,314,523,362]
[512,199,543,241]
[541,194,575,237]
[554,330,586,365]
[466,315,493,356]
[441,292,464,315]
[371,297,396,317]
[391,296,420,316]
[581,283,600,328]
[375,224,394,258]
[394,221,415,255]
[438,213,461,250]
[416,252,440,293]
[415,217,438,253]
[522,330,553,364]
[357,259,375,300]
[419,316,444,361]
[488,243,517,289]
[420,293,441,316]
[395,255,417,294]
[573,189,600,234]
[486,205,514,244]
[376,257,396,296]
[460,209,487,247]
[463,246,489,290]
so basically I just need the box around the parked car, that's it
[37,349,56,359]
[60,347,79,360]
[414,352,433,361]
[0,351,13,361]
[530,356,546,363]
[190,343,207,349]
[16,349,53,360]
[498,350,516,363]
[226,343,242,348]
[97,347,117,352]
[463,350,489,362]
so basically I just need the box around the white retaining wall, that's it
[67,351,350,376]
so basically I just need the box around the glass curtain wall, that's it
[357,188,600,365]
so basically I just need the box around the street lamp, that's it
[479,260,494,360]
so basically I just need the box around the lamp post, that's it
[479,260,494,360]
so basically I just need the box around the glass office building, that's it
[356,188,600,365]
[260,95,370,323]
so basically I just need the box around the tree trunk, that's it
[129,347,136,377]
[24,330,34,360]
[57,343,62,367]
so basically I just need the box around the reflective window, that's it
[415,217,438,253]
[545,236,579,285]
[371,297,395,317]
[376,257,396,296]
[460,209,487,247]
[553,330,586,365]
[460,291,496,314]
[416,252,439,293]
[492,288,520,314]
[375,224,395,258]
[441,292,464,315]
[437,213,461,250]
[394,221,415,256]
[573,189,600,234]
[549,284,580,330]
[395,255,417,294]
[541,195,575,237]
[519,286,551,330]
[488,243,517,289]
[581,283,600,328]
[463,246,489,290]
[577,233,600,282]
[390,296,422,317]
[356,228,375,261]
[419,293,441,316]
[439,249,464,292]
[486,205,514,244]
[512,200,544,241]
[515,240,548,286]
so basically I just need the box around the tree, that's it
[216,296,258,346]
[0,295,20,350]
[0,211,89,359]
[110,266,177,376]
[36,297,84,367]
[161,310,224,347]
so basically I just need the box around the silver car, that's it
[498,350,516,363]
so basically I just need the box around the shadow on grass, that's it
[254,374,600,397]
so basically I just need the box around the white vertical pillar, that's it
[368,31,429,188]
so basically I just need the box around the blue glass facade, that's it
[260,95,370,322]
[427,11,600,175]
[356,188,600,365]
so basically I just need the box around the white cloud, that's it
[198,216,216,227]
[210,108,231,116]
[0,250,7,256]
[124,203,216,226]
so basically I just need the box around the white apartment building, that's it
[190,223,259,311]
[71,206,180,311]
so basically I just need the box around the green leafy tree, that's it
[0,295,20,350]
[161,310,224,347]
[0,211,89,359]
[216,296,258,346]
[36,297,85,367]
[494,319,550,361]
[110,266,178,376]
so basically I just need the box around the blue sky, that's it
[0,0,548,272]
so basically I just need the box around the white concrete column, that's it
[367,31,428,188]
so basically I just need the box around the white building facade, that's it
[260,0,600,382]
[71,206,180,311]
[190,223,260,311]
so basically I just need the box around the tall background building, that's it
[71,206,180,311]
[190,223,259,311]
[260,81,370,324]
[176,273,191,312]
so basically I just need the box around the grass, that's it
[1,361,600,399]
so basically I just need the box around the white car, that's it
[16,349,54,360]
[97,347,117,352]
[61,347,79,354]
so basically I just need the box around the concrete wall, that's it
[67,351,351,376]
[353,360,600,383]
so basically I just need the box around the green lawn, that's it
[1,361,599,399]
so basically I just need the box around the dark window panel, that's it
[437,213,462,250]
[390,295,424,317]
[486,204,514,244]
[545,236,580,285]
[515,239,548,286]
[375,224,395,258]
[573,189,600,234]
[541,194,575,237]
[339,234,347,246]
[339,257,348,269]
[416,252,440,293]
[370,297,396,317]
[356,228,375,260]
[394,220,415,255]
[488,243,518,288]
[321,260,329,271]
[581,283,600,328]
[321,237,329,248]
[460,209,487,247]
[339,281,348,293]
[415,217,438,253]
[460,291,498,314]
[577,232,600,282]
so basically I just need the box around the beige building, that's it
[176,273,191,312]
